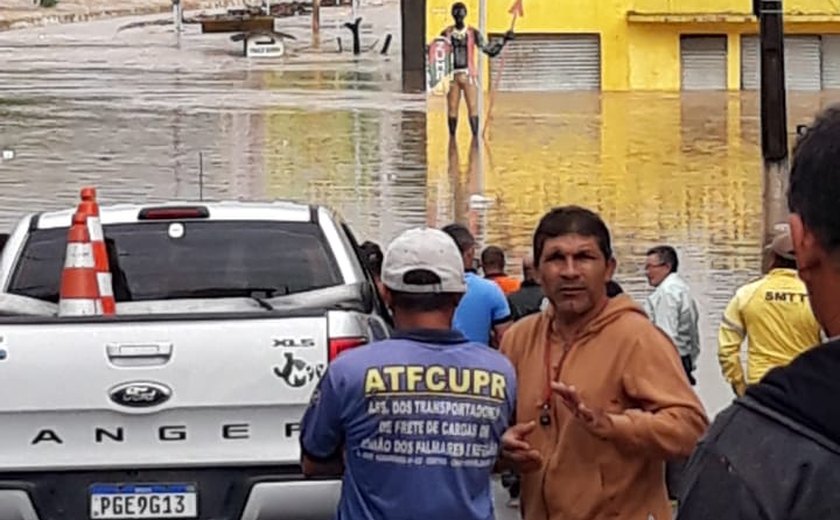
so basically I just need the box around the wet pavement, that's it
[493,480,520,520]
[2,4,840,423]
[0,0,242,31]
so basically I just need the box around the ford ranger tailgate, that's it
[0,312,329,471]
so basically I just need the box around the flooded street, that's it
[2,5,840,419]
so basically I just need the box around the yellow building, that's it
[426,0,840,91]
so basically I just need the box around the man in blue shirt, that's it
[300,227,520,520]
[441,224,512,346]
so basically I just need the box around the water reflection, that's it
[426,90,840,415]
[2,13,840,416]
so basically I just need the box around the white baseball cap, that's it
[770,229,796,261]
[381,228,467,294]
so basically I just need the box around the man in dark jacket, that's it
[677,105,840,518]
[606,280,624,297]
[507,253,543,321]
[359,241,385,298]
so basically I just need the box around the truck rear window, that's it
[8,221,343,303]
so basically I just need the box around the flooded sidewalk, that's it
[0,0,413,227]
[0,0,242,31]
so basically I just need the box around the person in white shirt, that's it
[644,245,700,385]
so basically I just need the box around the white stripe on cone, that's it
[97,272,114,298]
[64,243,95,269]
[58,299,99,316]
[87,216,104,242]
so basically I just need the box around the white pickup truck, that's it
[0,201,392,520]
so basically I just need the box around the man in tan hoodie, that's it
[500,206,708,520]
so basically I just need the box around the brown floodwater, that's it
[1,7,839,416]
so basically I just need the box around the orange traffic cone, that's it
[58,212,102,316]
[78,187,115,315]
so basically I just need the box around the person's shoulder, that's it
[665,274,694,298]
[734,276,766,301]
[688,402,794,478]
[507,283,534,300]
[509,311,543,334]
[500,312,544,355]
[722,397,840,475]
[683,399,837,520]
[741,273,768,288]
[611,301,658,330]
[471,275,500,291]
[464,342,516,373]
[470,276,507,301]
[772,269,810,290]
[693,400,811,477]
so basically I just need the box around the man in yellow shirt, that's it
[718,230,822,396]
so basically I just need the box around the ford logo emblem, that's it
[109,382,172,408]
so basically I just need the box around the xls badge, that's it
[273,353,325,388]
[272,337,316,348]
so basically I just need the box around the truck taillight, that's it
[328,337,367,361]
[138,206,209,220]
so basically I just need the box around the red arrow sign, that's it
[508,0,524,18]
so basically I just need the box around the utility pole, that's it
[476,0,487,138]
[754,0,790,249]
[475,0,486,189]
[401,0,426,91]
[312,0,321,46]
[172,0,182,33]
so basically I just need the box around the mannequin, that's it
[440,2,514,136]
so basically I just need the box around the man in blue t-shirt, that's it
[441,224,512,347]
[300,227,518,520]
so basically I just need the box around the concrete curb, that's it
[0,0,244,32]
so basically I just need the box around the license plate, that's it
[89,484,197,519]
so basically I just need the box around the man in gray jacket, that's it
[677,105,840,519]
